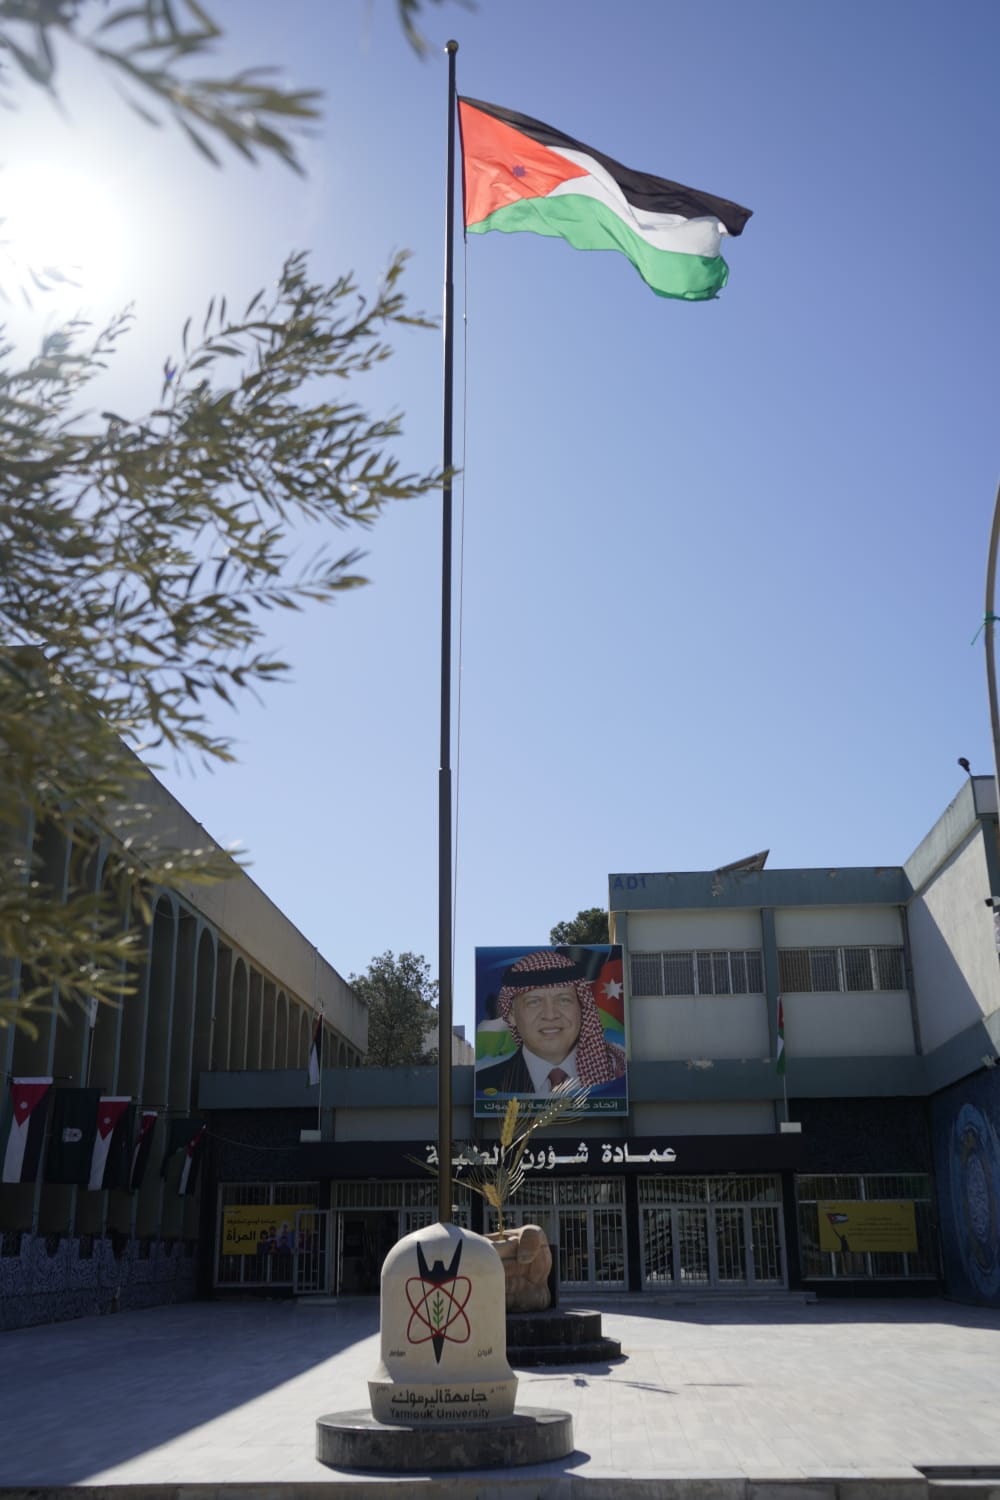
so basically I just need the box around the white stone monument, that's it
[368,1220,517,1424]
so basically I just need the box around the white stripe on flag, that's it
[2,1078,51,1184]
[89,1097,130,1190]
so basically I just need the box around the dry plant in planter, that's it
[416,1078,591,1312]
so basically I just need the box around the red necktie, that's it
[547,1067,568,1091]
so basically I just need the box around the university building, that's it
[3,775,1000,1325]
[202,779,1000,1309]
[0,770,364,1328]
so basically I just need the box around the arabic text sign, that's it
[221,1203,316,1256]
[424,1141,677,1172]
[817,1200,918,1254]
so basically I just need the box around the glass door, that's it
[557,1205,627,1290]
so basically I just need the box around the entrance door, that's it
[293,1209,331,1296]
[676,1207,711,1286]
[338,1211,398,1294]
[713,1206,748,1285]
[557,1205,626,1290]
[640,1200,786,1289]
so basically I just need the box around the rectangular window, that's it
[630,953,663,997]
[630,950,764,998]
[663,952,694,995]
[794,1173,937,1280]
[778,945,905,994]
[875,946,905,990]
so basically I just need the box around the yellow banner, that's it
[221,1203,317,1256]
[817,1200,917,1254]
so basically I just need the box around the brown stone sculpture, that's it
[489,1223,553,1312]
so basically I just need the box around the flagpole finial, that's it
[445,39,458,53]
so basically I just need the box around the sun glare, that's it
[1,162,128,305]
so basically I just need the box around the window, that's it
[794,1174,937,1280]
[778,945,905,994]
[630,949,763,997]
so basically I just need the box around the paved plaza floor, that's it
[3,1293,1000,1496]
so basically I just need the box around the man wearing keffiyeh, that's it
[476,950,627,1096]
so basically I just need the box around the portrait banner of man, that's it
[474,945,628,1117]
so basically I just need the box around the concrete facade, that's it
[0,766,365,1328]
[193,781,1000,1309]
[6,771,1000,1325]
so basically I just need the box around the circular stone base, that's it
[316,1406,574,1473]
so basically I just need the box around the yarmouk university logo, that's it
[949,1101,1000,1300]
[405,1240,472,1363]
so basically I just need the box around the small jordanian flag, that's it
[776,997,786,1075]
[458,96,752,301]
[1,1077,52,1184]
[308,1014,322,1087]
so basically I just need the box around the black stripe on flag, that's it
[129,1110,157,1193]
[46,1088,101,1185]
[459,96,753,236]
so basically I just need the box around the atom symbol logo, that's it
[406,1240,473,1362]
[405,1275,471,1348]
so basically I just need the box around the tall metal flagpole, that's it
[437,39,459,1225]
[983,479,1000,873]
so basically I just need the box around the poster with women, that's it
[475,945,628,1117]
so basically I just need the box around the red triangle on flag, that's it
[460,100,588,228]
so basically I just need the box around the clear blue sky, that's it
[11,0,1000,1040]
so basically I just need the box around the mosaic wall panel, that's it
[930,1071,1000,1306]
[0,1234,197,1330]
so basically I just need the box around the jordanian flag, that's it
[129,1109,157,1193]
[1,1078,52,1184]
[89,1097,134,1191]
[161,1117,207,1197]
[308,1013,322,1087]
[458,97,752,301]
[46,1088,101,1185]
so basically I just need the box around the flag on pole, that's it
[88,1097,134,1191]
[776,997,786,1075]
[46,1088,101,1185]
[458,96,752,302]
[308,1014,322,1087]
[1,1078,52,1184]
[178,1123,207,1197]
[161,1117,207,1197]
[129,1110,157,1192]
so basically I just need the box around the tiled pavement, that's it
[3,1294,1000,1496]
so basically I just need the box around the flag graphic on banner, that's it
[1,1078,52,1184]
[161,1117,207,1196]
[129,1110,157,1192]
[46,1088,101,1184]
[308,1014,322,1087]
[776,997,786,1075]
[458,96,752,301]
[88,1097,134,1191]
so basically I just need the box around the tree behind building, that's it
[549,908,610,945]
[353,951,439,1068]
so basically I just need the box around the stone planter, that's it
[488,1224,552,1312]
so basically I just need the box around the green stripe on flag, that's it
[468,196,730,301]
